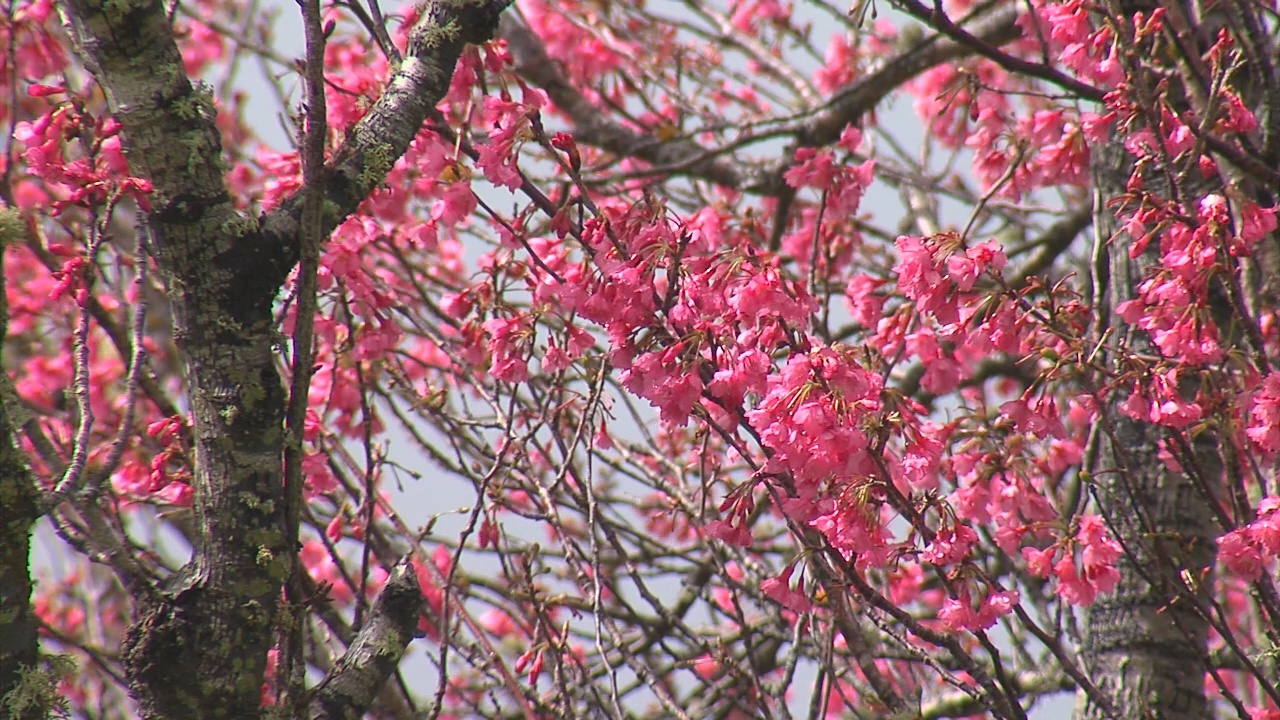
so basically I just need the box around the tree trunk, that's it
[0,239,43,719]
[1076,9,1230,716]
[1078,159,1219,714]
[50,0,511,717]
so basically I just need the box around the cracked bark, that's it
[51,1,512,718]
[1078,137,1219,720]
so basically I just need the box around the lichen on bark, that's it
[50,1,515,718]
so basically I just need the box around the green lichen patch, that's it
[0,209,27,248]
[2,655,74,720]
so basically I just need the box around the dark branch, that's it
[310,560,423,720]
[0,238,41,718]
[891,0,1106,102]
[502,6,1021,196]
[58,2,512,717]
[259,0,515,290]
[1011,204,1095,283]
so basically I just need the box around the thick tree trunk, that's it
[58,2,292,716]
[47,0,512,717]
[0,458,40,718]
[0,246,43,720]
[1075,53,1223,720]
[1076,204,1219,717]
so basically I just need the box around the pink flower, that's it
[1247,373,1280,455]
[1053,556,1097,605]
[922,525,978,566]
[432,181,476,226]
[815,34,855,93]
[704,518,753,547]
[1051,515,1123,605]
[1000,397,1066,439]
[1241,203,1277,244]
[761,565,813,614]
[844,275,886,327]
[1079,550,1120,596]
[483,315,533,383]
[542,345,572,373]
[729,0,790,32]
[1023,546,1057,577]
[1219,529,1264,581]
[939,587,1019,631]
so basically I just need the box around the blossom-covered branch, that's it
[8,0,1280,718]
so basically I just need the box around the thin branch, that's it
[501,5,1021,195]
[259,0,514,285]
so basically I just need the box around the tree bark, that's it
[51,0,512,717]
[1076,12,1227,718]
[0,232,43,720]
[309,560,421,720]
[1077,166,1219,715]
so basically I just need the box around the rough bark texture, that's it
[0,232,42,719]
[59,2,294,716]
[0,445,40,716]
[1078,195,1219,717]
[259,0,512,267]
[1075,47,1222,720]
[51,1,512,718]
[309,560,421,720]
